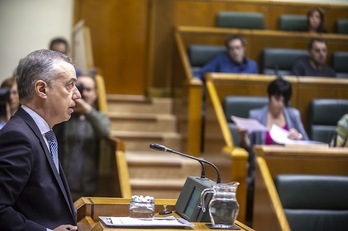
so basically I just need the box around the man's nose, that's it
[73,86,82,99]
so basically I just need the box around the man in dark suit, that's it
[0,50,81,230]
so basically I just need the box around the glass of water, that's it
[129,195,155,219]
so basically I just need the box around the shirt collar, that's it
[21,105,50,135]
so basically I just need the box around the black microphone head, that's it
[149,143,170,152]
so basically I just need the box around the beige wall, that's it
[0,0,73,83]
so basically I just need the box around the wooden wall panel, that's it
[74,0,149,95]
[146,0,175,93]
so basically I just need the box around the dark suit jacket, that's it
[0,108,76,230]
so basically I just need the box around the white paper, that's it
[231,115,268,133]
[99,216,194,228]
[269,124,327,146]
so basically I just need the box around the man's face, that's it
[77,76,97,106]
[309,41,327,66]
[227,39,245,64]
[46,61,81,126]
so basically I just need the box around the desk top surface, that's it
[75,197,254,231]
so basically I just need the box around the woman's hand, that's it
[288,128,303,140]
[237,128,250,148]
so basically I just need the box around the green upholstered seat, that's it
[275,174,348,231]
[216,11,264,29]
[336,19,348,34]
[188,45,226,73]
[278,14,307,31]
[262,48,308,75]
[332,51,348,78]
[309,99,348,143]
[223,96,268,146]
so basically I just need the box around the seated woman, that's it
[306,7,328,33]
[239,77,308,149]
[238,77,309,221]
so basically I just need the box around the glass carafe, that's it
[200,182,240,228]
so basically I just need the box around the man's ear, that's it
[35,80,48,99]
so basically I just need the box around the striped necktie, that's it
[44,130,60,173]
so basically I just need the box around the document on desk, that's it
[231,116,268,133]
[269,124,327,146]
[99,216,194,228]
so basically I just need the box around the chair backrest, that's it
[336,19,348,34]
[275,174,348,231]
[223,96,268,146]
[188,45,226,73]
[309,99,348,143]
[216,11,264,29]
[278,14,307,31]
[332,51,348,78]
[262,48,308,75]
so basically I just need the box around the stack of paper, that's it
[99,216,194,228]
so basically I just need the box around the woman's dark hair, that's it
[306,7,328,33]
[267,78,292,107]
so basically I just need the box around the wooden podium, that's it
[75,197,254,231]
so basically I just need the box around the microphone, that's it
[149,143,221,183]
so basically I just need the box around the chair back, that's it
[309,99,348,143]
[332,52,348,78]
[188,45,226,73]
[223,96,268,146]
[275,174,348,231]
[336,19,348,34]
[278,14,307,31]
[216,11,264,29]
[262,48,308,75]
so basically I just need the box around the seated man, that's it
[292,38,336,77]
[54,74,110,201]
[194,35,258,81]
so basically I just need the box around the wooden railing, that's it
[97,136,132,199]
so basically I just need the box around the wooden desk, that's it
[252,145,348,231]
[75,197,254,231]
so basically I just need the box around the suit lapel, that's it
[16,108,76,220]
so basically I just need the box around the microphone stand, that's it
[149,144,221,183]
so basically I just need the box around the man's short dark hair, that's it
[49,37,68,51]
[307,38,327,50]
[225,35,247,48]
